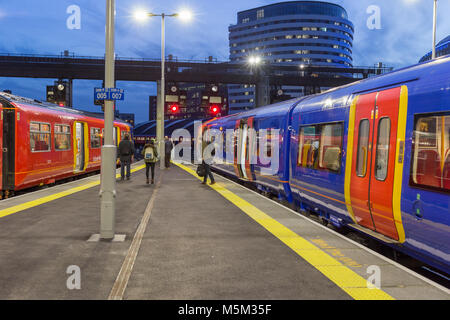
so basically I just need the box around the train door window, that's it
[30,122,51,152]
[90,128,102,148]
[374,117,391,181]
[410,114,450,192]
[55,124,71,151]
[240,124,248,179]
[356,119,370,177]
[298,125,320,169]
[319,123,343,172]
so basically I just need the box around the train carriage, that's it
[207,56,450,274]
[0,92,131,196]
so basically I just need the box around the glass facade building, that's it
[228,1,354,114]
[419,36,450,63]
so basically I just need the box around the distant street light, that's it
[134,9,192,169]
[248,55,262,65]
[432,0,437,59]
[406,0,438,59]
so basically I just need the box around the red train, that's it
[0,92,131,198]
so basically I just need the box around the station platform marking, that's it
[0,164,146,219]
[174,162,394,300]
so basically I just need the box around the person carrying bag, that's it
[142,138,158,185]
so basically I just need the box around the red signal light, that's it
[210,105,219,115]
[58,103,64,107]
[170,104,179,113]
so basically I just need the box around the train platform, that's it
[0,161,448,300]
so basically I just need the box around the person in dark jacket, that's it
[142,139,158,184]
[164,136,174,168]
[201,140,215,185]
[118,134,135,180]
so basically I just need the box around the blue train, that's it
[206,56,450,275]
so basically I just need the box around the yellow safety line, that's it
[0,165,145,218]
[174,162,394,300]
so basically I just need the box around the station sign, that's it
[94,88,124,101]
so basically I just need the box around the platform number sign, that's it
[94,88,124,101]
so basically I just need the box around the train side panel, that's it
[289,91,351,226]
[400,68,450,273]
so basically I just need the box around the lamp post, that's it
[100,0,116,240]
[135,10,192,169]
[432,0,437,59]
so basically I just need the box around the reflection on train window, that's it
[298,122,343,173]
[30,121,51,152]
[319,123,343,172]
[55,124,71,151]
[90,128,102,148]
[411,114,450,192]
[356,119,370,177]
[374,117,391,181]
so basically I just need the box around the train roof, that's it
[0,92,130,125]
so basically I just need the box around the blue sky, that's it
[0,0,449,123]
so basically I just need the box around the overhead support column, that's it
[255,76,270,108]
[156,80,165,170]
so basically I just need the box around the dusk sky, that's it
[0,0,449,123]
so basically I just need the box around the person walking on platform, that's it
[164,136,174,168]
[202,140,215,185]
[142,138,158,184]
[118,133,135,181]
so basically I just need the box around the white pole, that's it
[100,0,116,239]
[158,14,166,170]
[432,0,437,59]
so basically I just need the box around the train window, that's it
[410,114,450,192]
[319,123,343,172]
[90,128,102,148]
[356,119,370,177]
[55,124,71,151]
[298,122,343,173]
[30,121,51,152]
[374,117,391,181]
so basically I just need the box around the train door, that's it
[74,122,86,172]
[349,87,406,241]
[113,126,119,146]
[2,107,15,191]
[234,118,255,180]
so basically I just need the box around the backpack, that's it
[144,147,155,161]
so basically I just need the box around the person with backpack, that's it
[142,138,158,184]
[118,133,135,181]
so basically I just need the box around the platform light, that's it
[134,10,148,21]
[177,10,192,22]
